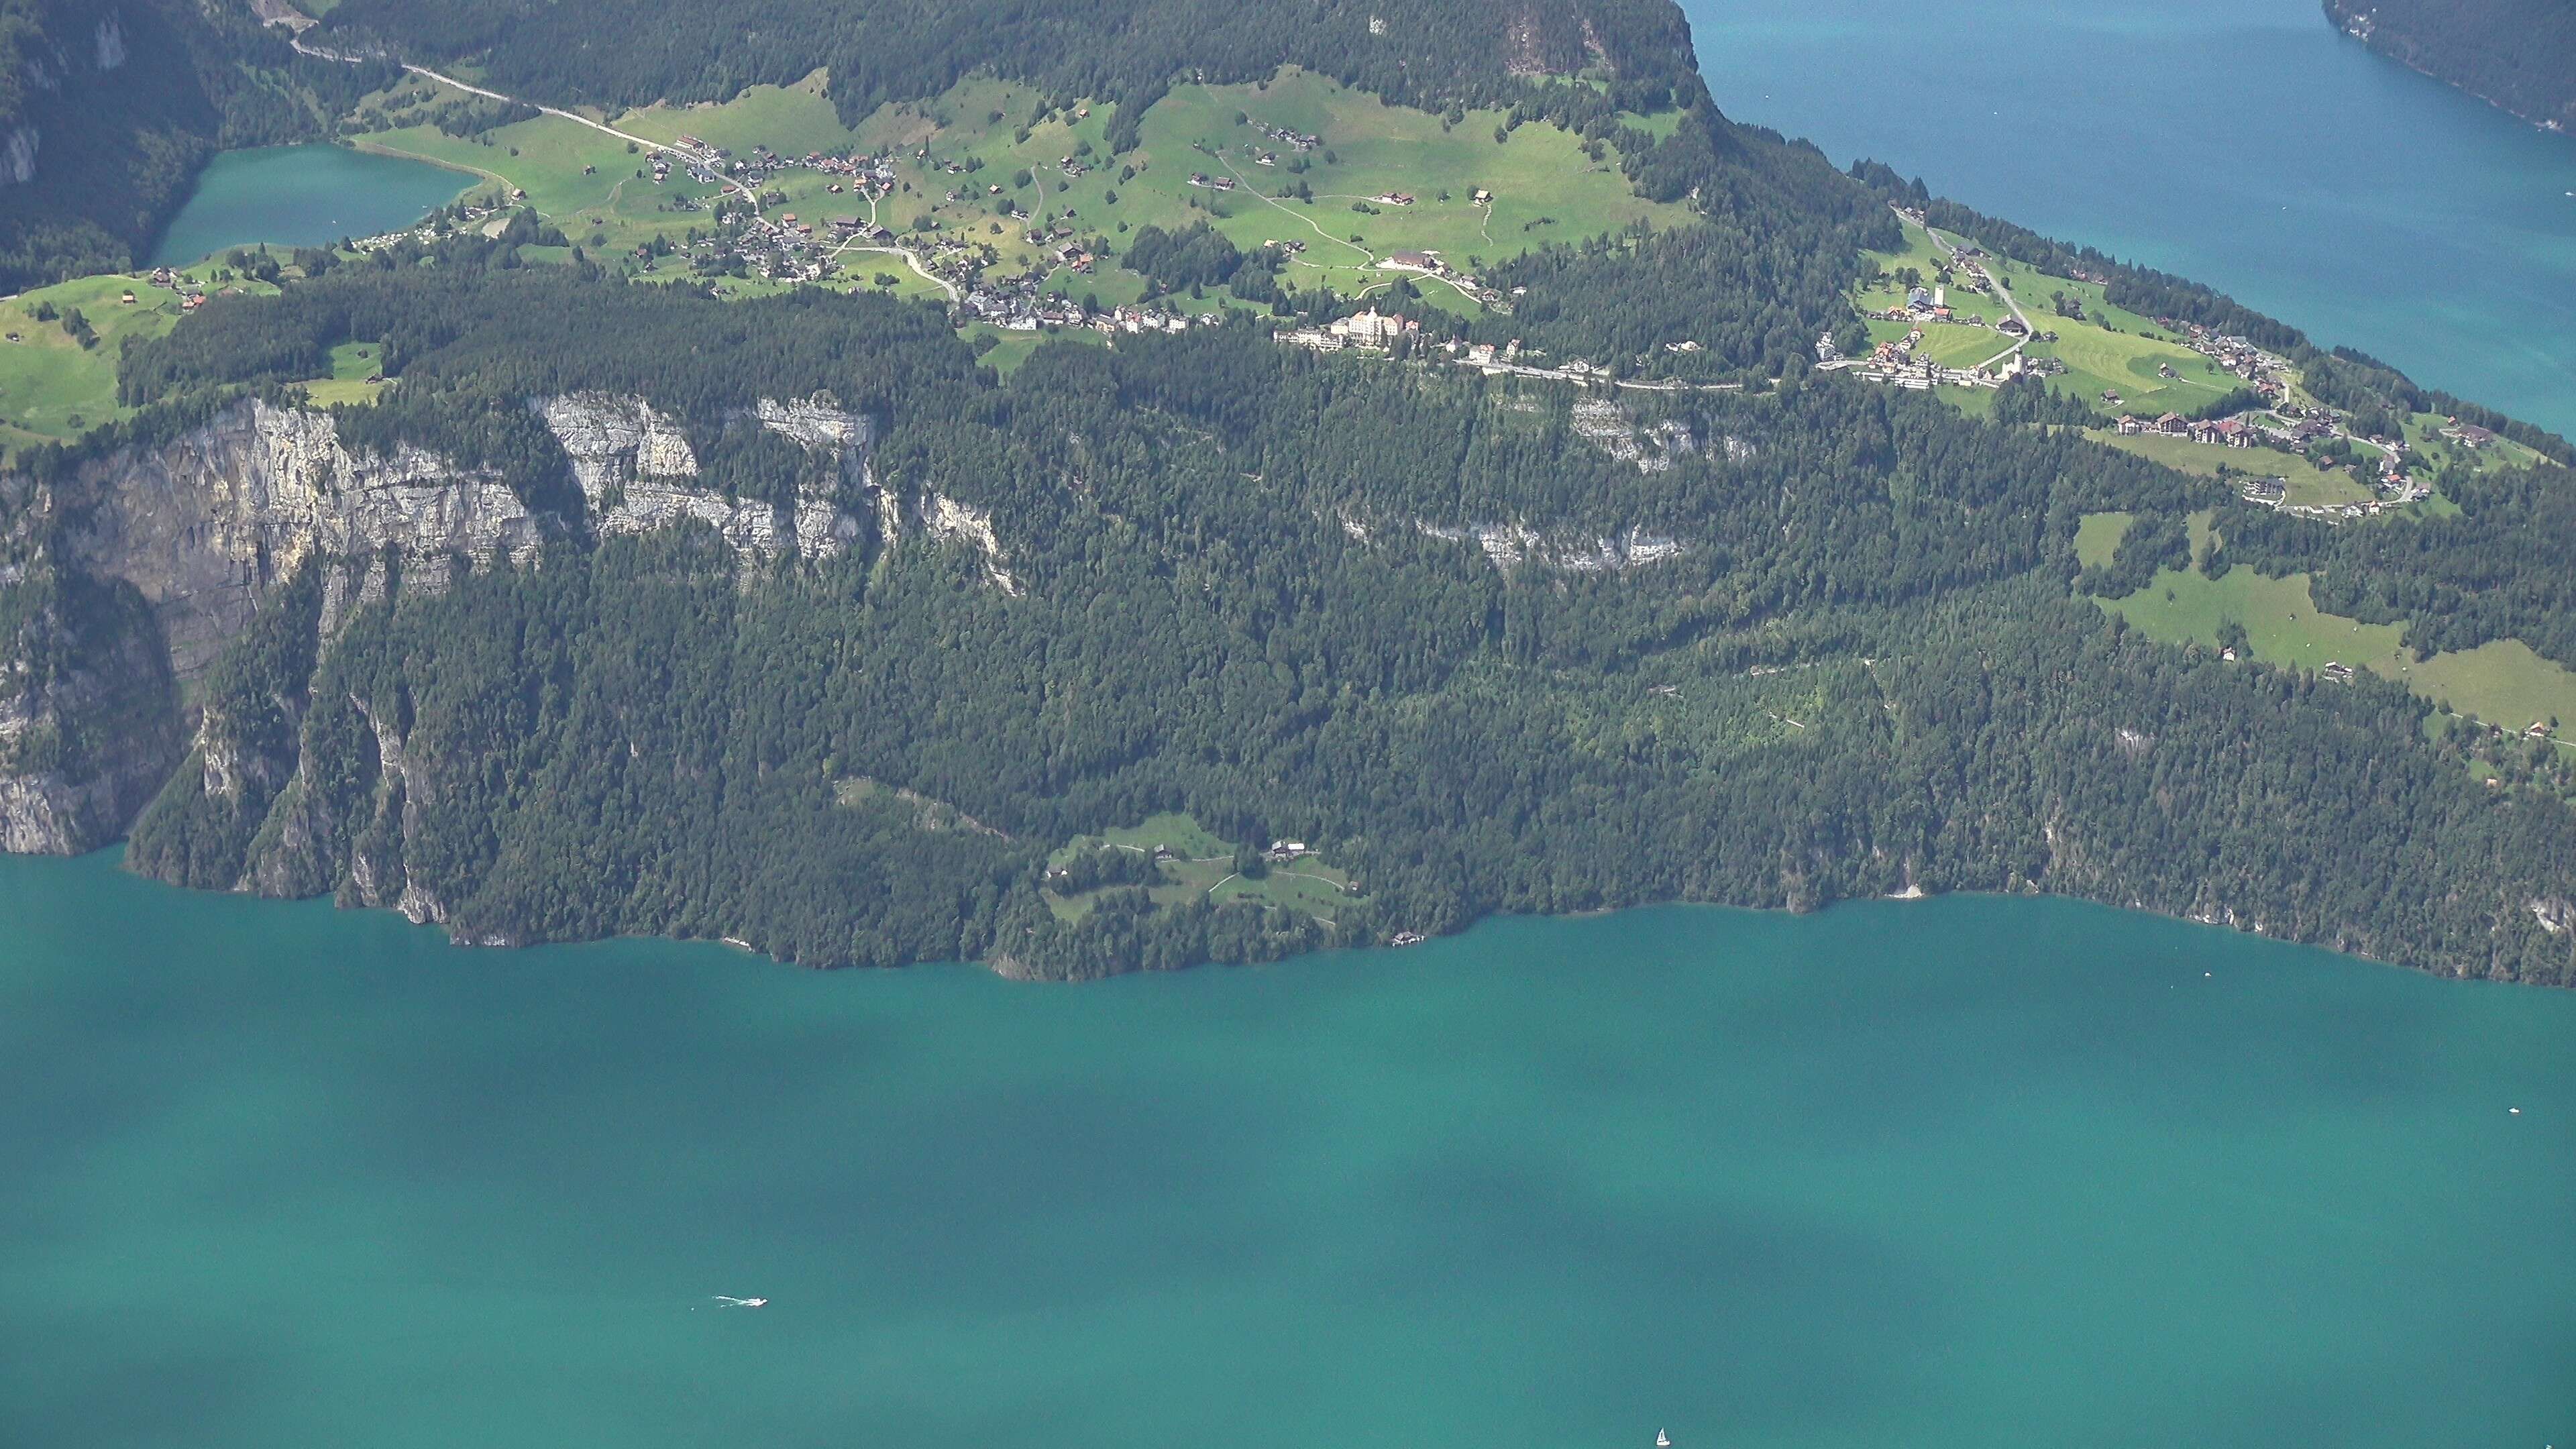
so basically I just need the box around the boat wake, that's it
[708,1295,769,1309]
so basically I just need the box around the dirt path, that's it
[1214,153,1373,260]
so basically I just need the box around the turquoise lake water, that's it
[3,849,2570,1447]
[1682,0,2576,436]
[148,144,472,268]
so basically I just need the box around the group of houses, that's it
[961,283,1209,337]
[1252,121,1322,152]
[2113,412,2261,447]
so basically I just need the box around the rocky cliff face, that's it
[3,390,904,855]
[64,400,547,680]
[64,394,876,682]
[0,570,183,853]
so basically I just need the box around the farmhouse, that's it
[1383,250,1438,270]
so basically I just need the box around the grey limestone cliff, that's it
[0,390,904,857]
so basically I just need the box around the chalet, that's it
[2115,415,2147,435]
[2242,477,2287,504]
[1383,250,1437,271]
[2155,411,2187,435]
[1470,189,1491,203]
[2444,421,2498,449]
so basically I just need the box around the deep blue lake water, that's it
[1681,0,2576,434]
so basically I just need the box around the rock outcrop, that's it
[65,400,545,680]
[1415,519,1687,573]
[5,390,892,855]
[0,575,183,853]
[540,392,864,561]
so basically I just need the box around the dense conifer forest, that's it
[314,0,1699,136]
[2324,0,2576,131]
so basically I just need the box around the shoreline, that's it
[16,838,2562,993]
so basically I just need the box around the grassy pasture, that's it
[2022,320,2236,417]
[297,341,389,407]
[0,266,275,451]
[610,72,866,158]
[2407,641,2576,736]
[2091,430,2373,508]
[1863,315,2013,369]
[2098,519,2576,742]
[1043,811,1364,922]
[2074,511,2134,570]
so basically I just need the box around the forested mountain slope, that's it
[0,0,2571,985]
[2326,0,2576,130]
[315,0,1699,133]
[1,261,2565,984]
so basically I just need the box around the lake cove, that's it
[148,144,474,268]
[3,849,2568,1448]
[1682,0,2576,437]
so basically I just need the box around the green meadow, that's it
[1044,811,1364,923]
[2094,513,2576,743]
[854,70,1691,307]
[1863,315,2015,369]
[610,72,867,158]
[2073,510,2135,570]
[2092,429,2374,508]
[297,341,389,407]
[0,267,276,451]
